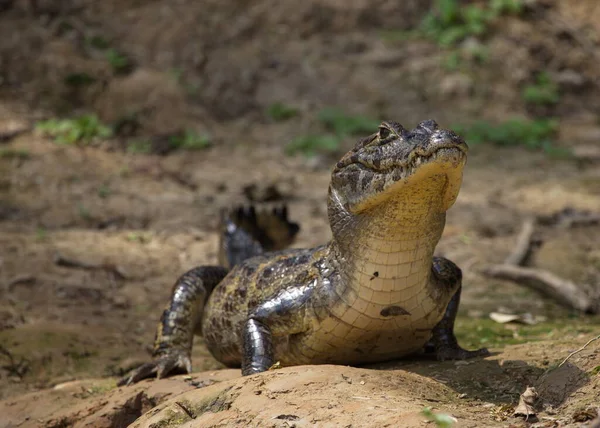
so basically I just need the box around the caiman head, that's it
[328,120,468,242]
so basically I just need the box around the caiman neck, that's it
[327,185,447,297]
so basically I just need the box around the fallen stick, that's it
[503,217,536,266]
[481,216,598,314]
[482,264,596,314]
[54,253,127,279]
[558,334,600,368]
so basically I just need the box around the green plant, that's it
[97,185,111,198]
[444,51,462,70]
[453,118,570,157]
[169,68,184,83]
[421,1,493,47]
[267,103,299,122]
[421,407,456,427]
[169,130,211,151]
[522,72,560,106]
[35,227,47,241]
[126,232,151,243]
[490,0,524,14]
[0,149,29,159]
[36,115,112,145]
[106,49,131,74]
[420,0,523,47]
[285,135,341,157]
[127,139,152,154]
[318,108,379,137]
[85,35,110,49]
[77,203,92,220]
[454,118,557,148]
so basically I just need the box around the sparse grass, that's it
[455,316,600,350]
[420,0,523,47]
[522,72,560,106]
[64,349,98,371]
[97,185,111,199]
[36,115,112,145]
[77,203,92,220]
[267,102,299,122]
[285,135,341,157]
[85,35,110,50]
[453,118,569,156]
[105,48,131,74]
[285,108,379,157]
[126,232,151,243]
[127,139,152,154]
[168,130,211,151]
[442,44,489,71]
[421,407,456,427]
[169,67,184,83]
[318,108,379,137]
[0,149,30,160]
[421,1,492,47]
[83,35,132,74]
[118,166,131,177]
[490,0,524,14]
[443,51,462,70]
[35,227,48,241]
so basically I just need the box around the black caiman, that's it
[120,119,489,384]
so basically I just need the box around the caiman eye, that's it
[378,126,391,140]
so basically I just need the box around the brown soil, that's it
[1,0,600,426]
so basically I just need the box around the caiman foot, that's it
[118,350,191,386]
[434,344,490,361]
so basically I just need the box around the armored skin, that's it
[120,119,489,384]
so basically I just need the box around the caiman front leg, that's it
[427,257,490,360]
[119,266,228,385]
[242,284,314,375]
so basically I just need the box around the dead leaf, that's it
[513,386,539,419]
[489,312,538,325]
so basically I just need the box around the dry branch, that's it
[558,334,600,368]
[503,217,536,266]
[482,264,595,313]
[481,215,599,314]
[54,252,127,279]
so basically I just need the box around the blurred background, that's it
[0,0,599,404]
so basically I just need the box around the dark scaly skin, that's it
[120,119,489,385]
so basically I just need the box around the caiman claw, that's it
[117,350,192,386]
